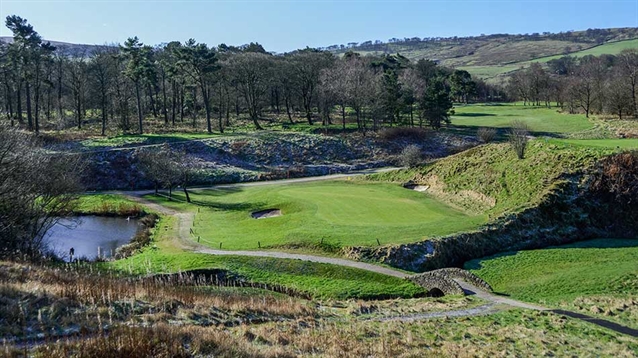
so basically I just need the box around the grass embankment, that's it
[368,140,618,217]
[466,239,638,329]
[73,194,146,216]
[144,180,487,250]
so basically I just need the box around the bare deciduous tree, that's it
[508,120,530,159]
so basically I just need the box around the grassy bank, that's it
[466,239,638,329]
[367,141,617,217]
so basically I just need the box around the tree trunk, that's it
[135,82,143,134]
[183,187,191,203]
[201,86,213,134]
[162,75,169,124]
[16,81,23,124]
[341,104,346,130]
[171,81,176,125]
[148,84,158,118]
[101,96,107,136]
[26,81,33,131]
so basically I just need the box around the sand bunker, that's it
[404,184,429,192]
[251,209,282,219]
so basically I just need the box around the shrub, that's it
[507,120,530,159]
[477,127,497,143]
[590,151,638,206]
[378,127,428,141]
[399,144,423,168]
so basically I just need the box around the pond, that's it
[45,216,140,261]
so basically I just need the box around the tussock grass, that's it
[12,309,637,357]
[0,261,315,340]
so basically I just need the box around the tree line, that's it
[508,50,638,120]
[0,15,507,136]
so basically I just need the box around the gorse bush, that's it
[508,120,530,159]
[477,127,497,143]
[400,144,424,168]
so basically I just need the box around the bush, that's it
[378,127,428,141]
[399,144,423,168]
[477,127,497,143]
[507,120,530,159]
[590,151,638,206]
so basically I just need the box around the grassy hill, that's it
[329,28,638,84]
[460,38,638,82]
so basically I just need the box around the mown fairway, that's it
[466,239,638,328]
[149,180,487,250]
[452,103,595,136]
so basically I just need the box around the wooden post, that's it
[258,241,260,248]
[376,238,381,246]
[197,236,200,243]
[219,242,222,249]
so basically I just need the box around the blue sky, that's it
[1,0,637,52]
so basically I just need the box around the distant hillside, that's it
[326,27,638,83]
[0,36,105,55]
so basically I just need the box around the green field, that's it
[521,38,638,65]
[147,180,487,251]
[466,239,638,328]
[463,38,638,80]
[451,103,595,136]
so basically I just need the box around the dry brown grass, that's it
[0,261,315,340]
[563,295,638,329]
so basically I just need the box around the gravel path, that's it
[114,174,638,336]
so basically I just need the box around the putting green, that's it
[153,181,487,250]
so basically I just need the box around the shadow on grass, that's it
[445,124,569,139]
[454,113,497,117]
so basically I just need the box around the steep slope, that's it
[351,142,637,271]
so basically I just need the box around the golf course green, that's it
[148,180,488,250]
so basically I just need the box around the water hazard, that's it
[45,216,140,261]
